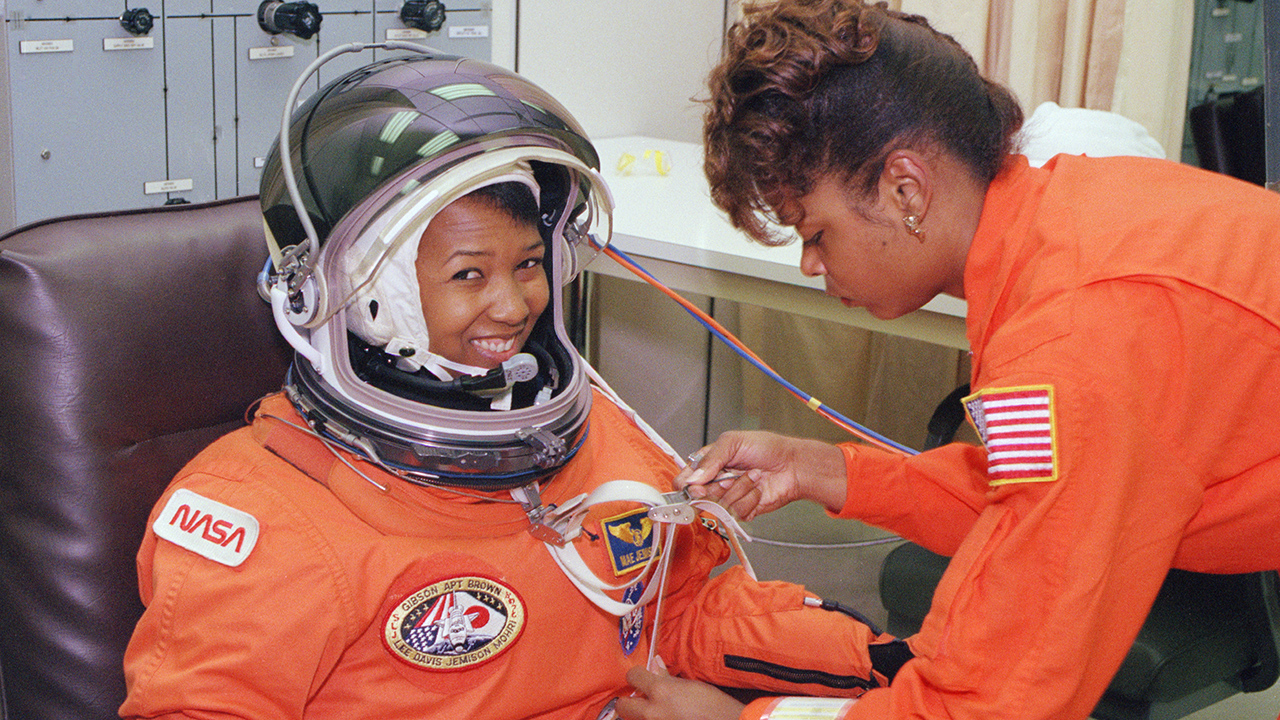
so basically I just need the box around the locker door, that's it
[316,5,379,86]
[162,7,220,204]
[5,0,125,18]
[232,10,321,197]
[5,14,167,224]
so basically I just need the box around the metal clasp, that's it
[517,427,567,469]
[511,483,580,546]
[648,489,697,525]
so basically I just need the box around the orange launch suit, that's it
[746,155,1280,720]
[121,390,896,720]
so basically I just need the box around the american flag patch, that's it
[963,386,1058,486]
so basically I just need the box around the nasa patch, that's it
[383,576,525,671]
[152,488,259,567]
[602,508,655,576]
[619,582,645,655]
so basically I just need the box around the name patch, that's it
[964,385,1059,486]
[602,508,655,576]
[153,488,260,567]
[384,576,525,671]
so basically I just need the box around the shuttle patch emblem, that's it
[384,576,526,671]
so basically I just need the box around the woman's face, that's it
[415,196,549,369]
[792,174,956,320]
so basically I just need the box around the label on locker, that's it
[249,46,296,60]
[105,37,156,51]
[449,26,490,39]
[19,39,73,54]
[387,28,428,40]
[144,178,195,195]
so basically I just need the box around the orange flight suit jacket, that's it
[121,390,887,720]
[749,155,1280,720]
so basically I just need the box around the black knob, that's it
[258,1,323,40]
[401,0,446,33]
[120,7,154,36]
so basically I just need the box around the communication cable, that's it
[595,241,918,456]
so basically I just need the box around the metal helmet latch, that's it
[516,427,567,469]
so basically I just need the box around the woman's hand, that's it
[675,431,847,520]
[615,666,745,720]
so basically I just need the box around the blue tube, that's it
[604,244,918,455]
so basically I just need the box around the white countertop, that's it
[590,136,968,348]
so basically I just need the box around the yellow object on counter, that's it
[616,149,671,176]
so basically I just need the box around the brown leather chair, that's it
[0,197,293,719]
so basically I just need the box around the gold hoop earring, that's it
[903,214,925,242]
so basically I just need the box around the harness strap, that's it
[537,479,757,617]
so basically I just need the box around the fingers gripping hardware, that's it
[515,481,756,615]
[512,479,757,672]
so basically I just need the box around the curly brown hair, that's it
[703,0,1023,244]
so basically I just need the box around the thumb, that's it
[627,666,660,691]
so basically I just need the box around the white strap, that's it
[542,480,757,617]
[538,369,759,671]
[686,497,757,581]
[542,480,670,614]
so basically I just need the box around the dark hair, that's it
[465,181,541,228]
[704,0,1023,244]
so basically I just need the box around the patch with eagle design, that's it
[602,508,655,576]
[383,575,525,671]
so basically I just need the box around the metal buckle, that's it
[648,488,696,524]
[512,483,578,546]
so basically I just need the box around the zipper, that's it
[723,655,876,690]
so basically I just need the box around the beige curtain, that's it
[902,0,1194,156]
[983,0,1127,110]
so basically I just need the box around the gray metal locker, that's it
[0,1,496,230]
[1182,0,1267,165]
[3,9,167,225]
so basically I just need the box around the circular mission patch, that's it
[383,575,526,671]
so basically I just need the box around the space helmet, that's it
[258,50,613,491]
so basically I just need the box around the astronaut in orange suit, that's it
[118,53,907,720]
[693,153,1280,720]
[615,1,1280,717]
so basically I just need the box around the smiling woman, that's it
[415,183,550,373]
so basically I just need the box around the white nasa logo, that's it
[383,576,526,671]
[152,488,259,567]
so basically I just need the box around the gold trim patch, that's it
[963,385,1059,486]
[383,575,525,671]
[602,508,655,576]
